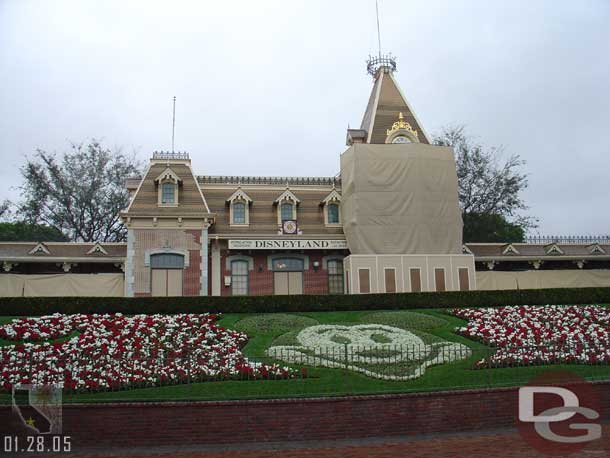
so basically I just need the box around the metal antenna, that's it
[375,0,382,59]
[171,96,176,153]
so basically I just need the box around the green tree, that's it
[19,140,142,242]
[462,213,525,243]
[434,126,535,242]
[0,222,68,242]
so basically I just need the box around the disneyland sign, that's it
[228,239,348,250]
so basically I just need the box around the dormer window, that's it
[155,167,181,207]
[161,182,176,204]
[226,187,252,226]
[321,188,342,226]
[281,202,294,221]
[327,203,340,224]
[232,202,246,224]
[274,188,300,226]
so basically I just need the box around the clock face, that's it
[392,135,411,144]
[282,220,298,234]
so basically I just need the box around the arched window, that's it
[327,259,344,294]
[150,253,184,269]
[232,202,246,224]
[327,203,340,224]
[231,260,249,296]
[161,182,176,204]
[271,257,304,272]
[280,202,294,221]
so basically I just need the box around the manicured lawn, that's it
[1,308,610,404]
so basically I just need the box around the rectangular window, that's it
[161,182,175,204]
[327,204,340,224]
[435,268,446,292]
[280,203,293,221]
[458,267,470,291]
[409,268,422,293]
[358,268,370,294]
[232,202,246,224]
[384,268,396,293]
[327,259,344,294]
[231,260,249,296]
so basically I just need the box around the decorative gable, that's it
[86,243,108,255]
[29,243,50,255]
[502,244,520,255]
[545,243,564,255]
[320,189,341,206]
[588,243,606,255]
[154,167,181,184]
[462,245,474,255]
[274,188,301,205]
[226,187,253,204]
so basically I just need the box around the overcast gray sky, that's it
[1,0,609,235]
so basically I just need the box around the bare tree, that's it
[19,140,142,242]
[434,126,536,241]
[0,200,11,221]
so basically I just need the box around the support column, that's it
[200,223,210,296]
[125,229,135,297]
[211,239,221,296]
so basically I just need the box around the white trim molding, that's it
[225,255,255,271]
[322,255,345,270]
[86,243,108,255]
[29,243,51,255]
[144,248,190,268]
[267,253,309,271]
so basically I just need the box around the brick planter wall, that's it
[3,383,610,450]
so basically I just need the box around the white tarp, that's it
[341,143,463,254]
[0,274,124,297]
[476,270,610,290]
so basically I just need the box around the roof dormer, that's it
[227,187,253,227]
[29,242,51,255]
[545,243,564,255]
[502,244,520,255]
[86,242,108,255]
[588,243,606,255]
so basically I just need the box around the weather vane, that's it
[171,96,176,153]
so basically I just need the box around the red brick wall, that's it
[220,250,336,296]
[3,384,609,449]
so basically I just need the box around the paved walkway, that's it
[33,427,610,458]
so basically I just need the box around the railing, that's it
[198,175,341,186]
[524,235,610,245]
[2,344,609,404]
[152,151,190,160]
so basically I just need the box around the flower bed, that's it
[449,305,610,368]
[0,313,294,392]
[267,324,471,380]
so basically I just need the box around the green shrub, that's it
[0,287,609,316]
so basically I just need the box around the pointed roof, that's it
[29,242,51,255]
[122,153,212,217]
[226,187,253,204]
[360,68,430,144]
[274,188,301,204]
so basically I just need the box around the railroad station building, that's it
[1,57,610,297]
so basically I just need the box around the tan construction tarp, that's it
[0,275,25,297]
[341,143,463,254]
[0,274,124,297]
[476,270,610,290]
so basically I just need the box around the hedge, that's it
[1,287,610,316]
